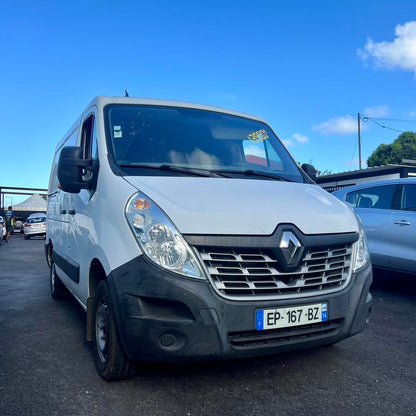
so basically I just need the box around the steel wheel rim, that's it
[47,247,53,268]
[51,265,56,292]
[96,299,109,364]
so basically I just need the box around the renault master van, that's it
[46,96,372,380]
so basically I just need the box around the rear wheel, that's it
[92,281,137,381]
[50,263,67,299]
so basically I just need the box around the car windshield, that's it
[104,105,306,183]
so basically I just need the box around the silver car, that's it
[333,178,416,275]
[24,213,47,240]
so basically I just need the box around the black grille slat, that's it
[197,244,352,299]
[229,319,344,348]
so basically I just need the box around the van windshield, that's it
[104,104,306,183]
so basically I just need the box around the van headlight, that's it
[125,192,206,279]
[352,222,370,273]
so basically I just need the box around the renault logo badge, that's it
[279,231,302,267]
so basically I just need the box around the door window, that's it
[243,139,283,170]
[400,184,416,211]
[80,114,96,182]
[346,184,396,209]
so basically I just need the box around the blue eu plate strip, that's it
[321,303,328,322]
[256,310,264,330]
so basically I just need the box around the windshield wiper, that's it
[119,163,225,178]
[212,169,291,182]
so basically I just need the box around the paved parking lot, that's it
[0,235,415,416]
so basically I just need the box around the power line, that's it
[360,114,404,133]
[370,117,416,123]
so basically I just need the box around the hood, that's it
[124,176,358,235]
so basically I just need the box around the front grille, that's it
[229,319,344,349]
[197,245,352,300]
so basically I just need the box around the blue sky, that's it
[1,0,416,204]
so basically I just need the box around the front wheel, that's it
[92,281,137,381]
[50,263,67,299]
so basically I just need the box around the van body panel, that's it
[46,96,372,377]
[123,176,358,235]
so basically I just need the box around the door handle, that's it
[68,210,76,215]
[60,209,67,214]
[394,220,411,226]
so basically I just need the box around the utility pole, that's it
[357,113,362,170]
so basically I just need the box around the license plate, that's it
[256,303,328,330]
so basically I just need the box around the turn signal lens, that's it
[134,198,150,210]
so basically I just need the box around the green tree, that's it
[367,131,416,167]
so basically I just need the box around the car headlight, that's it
[351,221,370,273]
[125,192,205,279]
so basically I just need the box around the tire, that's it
[92,281,137,381]
[50,263,67,300]
[46,244,53,268]
[24,235,29,240]
[14,220,23,231]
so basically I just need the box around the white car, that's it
[24,213,46,239]
[0,217,5,240]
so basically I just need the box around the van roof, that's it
[86,96,266,123]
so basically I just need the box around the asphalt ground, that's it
[0,234,415,416]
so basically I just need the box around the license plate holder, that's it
[256,303,328,330]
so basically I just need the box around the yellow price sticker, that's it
[248,129,269,143]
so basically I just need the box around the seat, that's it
[358,196,373,208]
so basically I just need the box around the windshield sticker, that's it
[114,125,122,138]
[248,129,269,143]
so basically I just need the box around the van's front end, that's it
[101,99,372,364]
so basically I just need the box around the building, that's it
[316,165,416,193]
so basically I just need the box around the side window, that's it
[242,140,283,170]
[401,184,416,211]
[80,115,96,181]
[265,140,283,171]
[243,141,267,167]
[81,114,95,160]
[346,185,395,209]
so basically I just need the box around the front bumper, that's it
[108,256,372,363]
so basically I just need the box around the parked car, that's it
[333,178,416,275]
[24,213,46,239]
[0,216,5,241]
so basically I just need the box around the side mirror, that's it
[58,146,97,193]
[301,163,317,182]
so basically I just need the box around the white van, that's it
[46,96,372,380]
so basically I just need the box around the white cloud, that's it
[363,105,389,118]
[283,139,295,147]
[358,21,416,76]
[292,132,309,144]
[313,114,357,135]
[282,133,309,147]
